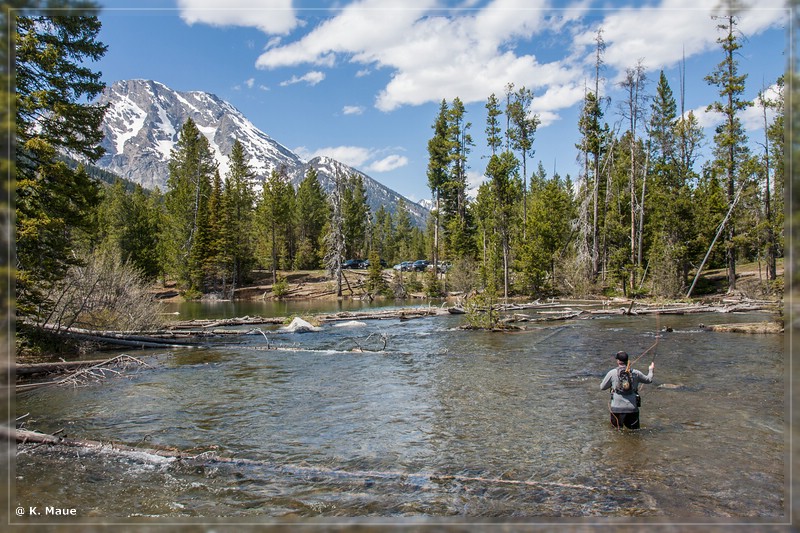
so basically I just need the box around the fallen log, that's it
[16,355,152,393]
[15,359,111,377]
[4,427,607,493]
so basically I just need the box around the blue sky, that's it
[93,0,788,204]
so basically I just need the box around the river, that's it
[12,300,787,525]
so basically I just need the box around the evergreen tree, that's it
[576,91,608,280]
[163,118,217,293]
[507,86,539,236]
[294,167,328,269]
[256,166,294,283]
[485,93,503,156]
[438,97,474,260]
[520,172,572,296]
[705,11,751,291]
[341,173,370,259]
[647,71,689,295]
[427,99,450,269]
[15,10,108,319]
[484,151,521,299]
[221,140,256,292]
[393,199,415,262]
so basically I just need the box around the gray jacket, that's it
[601,365,654,413]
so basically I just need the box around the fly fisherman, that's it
[600,351,654,429]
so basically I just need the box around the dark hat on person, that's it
[615,351,629,363]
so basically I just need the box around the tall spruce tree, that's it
[294,167,328,269]
[15,10,108,319]
[163,118,217,293]
[427,99,450,269]
[221,140,256,292]
[507,86,539,237]
[342,174,370,259]
[705,11,750,291]
[257,167,294,283]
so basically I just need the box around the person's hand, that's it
[649,362,655,371]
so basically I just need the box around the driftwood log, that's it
[4,427,605,493]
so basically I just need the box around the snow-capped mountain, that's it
[95,79,428,227]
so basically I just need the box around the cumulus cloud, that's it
[177,0,299,34]
[190,0,785,130]
[279,71,326,87]
[366,154,408,173]
[254,0,582,114]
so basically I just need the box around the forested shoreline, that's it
[13,8,786,352]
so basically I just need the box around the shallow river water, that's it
[12,301,787,524]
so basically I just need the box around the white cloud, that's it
[177,0,299,34]
[296,145,373,167]
[574,0,786,80]
[687,83,781,132]
[279,71,326,87]
[294,145,408,172]
[342,105,365,115]
[367,154,408,173]
[254,0,583,115]
[245,78,255,89]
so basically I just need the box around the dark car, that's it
[342,259,365,269]
[412,260,430,272]
[364,259,387,269]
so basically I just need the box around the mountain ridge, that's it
[95,79,428,227]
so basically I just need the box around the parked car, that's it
[412,260,431,272]
[363,259,387,269]
[342,259,365,269]
[393,261,413,271]
[437,261,452,273]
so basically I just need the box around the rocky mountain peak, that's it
[95,79,428,227]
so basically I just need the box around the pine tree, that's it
[257,166,294,284]
[576,91,608,280]
[705,11,751,291]
[163,118,217,293]
[221,140,256,293]
[341,174,370,259]
[484,151,521,299]
[485,93,503,156]
[15,10,108,320]
[294,167,328,269]
[507,86,539,236]
[427,99,450,270]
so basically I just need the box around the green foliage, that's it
[15,11,108,321]
[162,118,217,292]
[463,290,500,330]
[272,274,289,299]
[256,167,295,283]
[294,168,328,269]
[365,250,390,297]
[342,174,370,259]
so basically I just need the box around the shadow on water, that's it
[14,303,787,521]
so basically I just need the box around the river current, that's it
[11,301,788,525]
